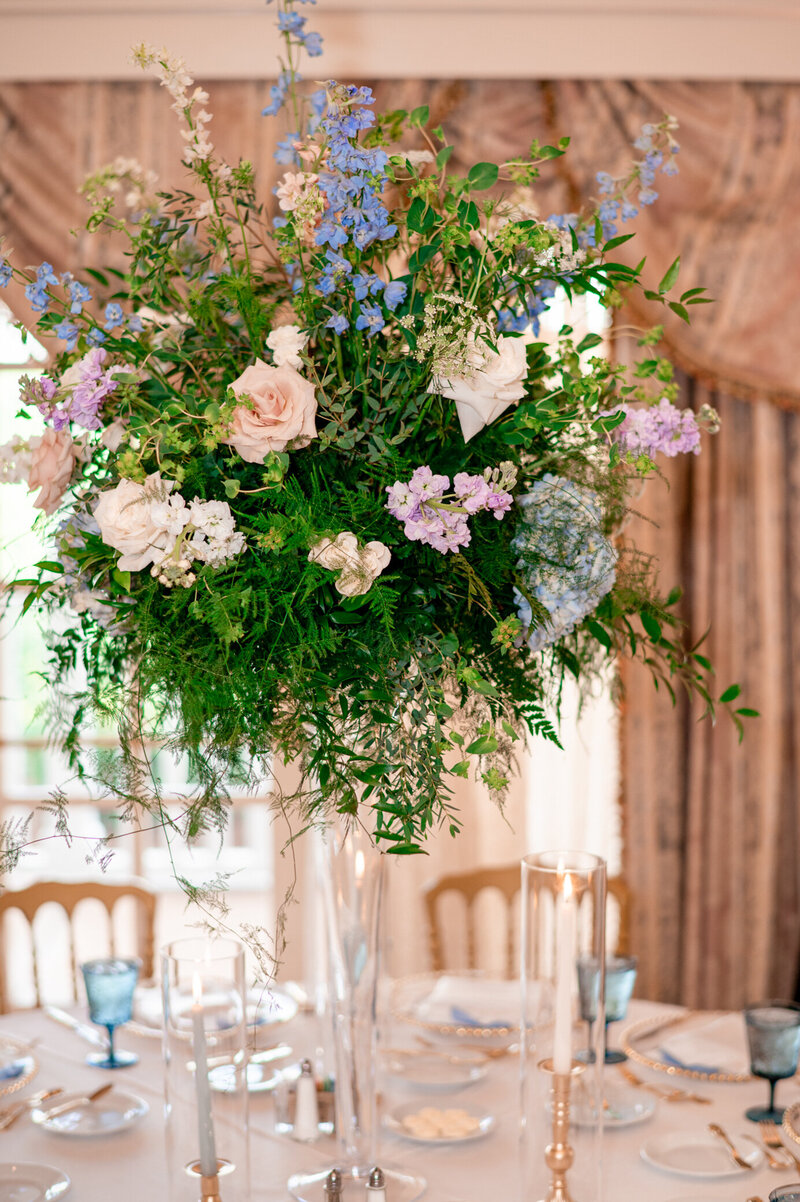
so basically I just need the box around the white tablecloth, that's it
[0,1000,798,1201]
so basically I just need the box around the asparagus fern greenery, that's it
[0,0,751,894]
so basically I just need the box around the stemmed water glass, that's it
[770,1188,800,1201]
[744,1001,800,1122]
[577,954,637,1064]
[81,957,140,1069]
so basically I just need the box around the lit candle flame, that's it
[354,848,366,880]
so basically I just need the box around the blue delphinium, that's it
[24,262,59,313]
[66,279,92,313]
[383,281,407,311]
[87,328,106,347]
[104,303,125,331]
[55,319,79,350]
[355,303,384,337]
[512,474,617,652]
[0,258,11,288]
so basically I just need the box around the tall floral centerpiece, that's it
[0,0,748,1191]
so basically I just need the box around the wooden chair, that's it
[0,880,156,1012]
[422,863,632,977]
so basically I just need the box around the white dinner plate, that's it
[31,1089,148,1137]
[572,1089,656,1129]
[128,982,298,1038]
[641,1130,764,1178]
[383,1102,495,1145]
[209,1044,295,1093]
[0,1163,70,1200]
[383,1051,487,1090]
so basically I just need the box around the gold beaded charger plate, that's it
[390,973,518,1045]
[620,1009,751,1083]
[0,1036,38,1099]
[782,1100,800,1146]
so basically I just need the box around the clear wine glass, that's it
[744,1001,800,1122]
[81,957,140,1069]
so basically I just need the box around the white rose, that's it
[93,472,174,572]
[429,335,527,442]
[308,532,391,597]
[266,324,309,370]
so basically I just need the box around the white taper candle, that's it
[191,972,218,1177]
[553,871,576,1075]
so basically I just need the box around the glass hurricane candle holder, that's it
[521,851,607,1202]
[162,938,250,1202]
[744,1002,800,1123]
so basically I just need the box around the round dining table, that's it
[0,998,797,1201]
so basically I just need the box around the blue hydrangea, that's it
[512,474,617,652]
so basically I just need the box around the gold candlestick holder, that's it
[537,1058,586,1202]
[200,1174,222,1202]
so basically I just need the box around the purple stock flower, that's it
[609,398,702,459]
[386,465,513,554]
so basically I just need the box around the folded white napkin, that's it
[414,975,521,1028]
[659,1012,749,1075]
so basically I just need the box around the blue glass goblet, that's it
[744,1002,800,1122]
[81,957,140,1069]
[769,1188,800,1202]
[576,954,637,1064]
[604,956,637,1064]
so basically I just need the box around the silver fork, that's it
[760,1119,800,1173]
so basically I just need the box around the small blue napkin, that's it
[450,1005,510,1030]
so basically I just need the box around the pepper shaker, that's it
[292,1058,320,1142]
[365,1166,386,1202]
[324,1168,343,1200]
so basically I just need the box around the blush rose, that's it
[225,359,317,463]
[28,429,78,515]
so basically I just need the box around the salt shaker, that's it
[292,1058,320,1142]
[324,1168,343,1200]
[365,1166,386,1202]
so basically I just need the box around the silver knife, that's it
[43,1006,109,1050]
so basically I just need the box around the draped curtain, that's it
[2,77,799,1005]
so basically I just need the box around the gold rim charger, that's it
[620,1010,752,1083]
[0,1036,39,1098]
[391,973,516,1042]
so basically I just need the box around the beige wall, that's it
[0,1,798,83]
